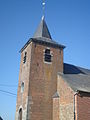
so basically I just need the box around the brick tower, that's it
[15,17,65,120]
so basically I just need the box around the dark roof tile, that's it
[33,17,52,39]
[58,63,90,93]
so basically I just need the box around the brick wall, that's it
[53,97,60,120]
[28,42,63,120]
[16,41,63,120]
[77,92,90,120]
[15,42,32,120]
[57,75,74,120]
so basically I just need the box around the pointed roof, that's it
[33,16,52,39]
[20,17,65,52]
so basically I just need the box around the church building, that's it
[15,16,90,120]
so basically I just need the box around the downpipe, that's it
[74,91,78,120]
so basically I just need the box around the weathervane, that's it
[42,0,45,19]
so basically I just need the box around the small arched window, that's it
[21,82,24,93]
[18,108,22,120]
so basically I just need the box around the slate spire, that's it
[33,16,52,39]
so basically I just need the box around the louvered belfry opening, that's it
[44,49,52,62]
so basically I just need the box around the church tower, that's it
[15,17,65,120]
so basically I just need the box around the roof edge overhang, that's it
[76,90,90,94]
[19,38,66,53]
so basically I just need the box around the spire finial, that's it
[42,0,45,19]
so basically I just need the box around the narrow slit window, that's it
[23,52,27,64]
[44,49,52,63]
[21,82,24,93]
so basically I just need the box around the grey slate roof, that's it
[33,16,52,39]
[58,63,90,93]
[64,63,90,75]
[20,37,65,52]
[20,17,65,52]
[32,37,65,48]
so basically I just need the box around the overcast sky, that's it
[0,0,90,119]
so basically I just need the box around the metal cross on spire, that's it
[42,0,45,19]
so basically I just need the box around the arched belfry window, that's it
[44,48,52,63]
[21,82,24,93]
[18,108,22,120]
